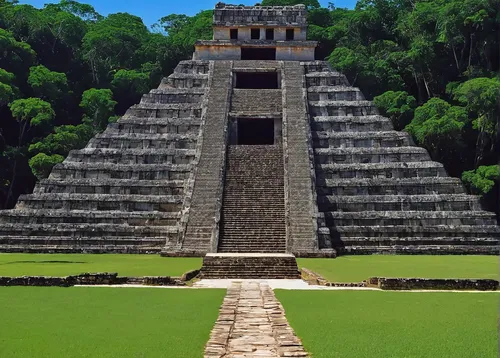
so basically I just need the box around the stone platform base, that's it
[200,253,301,279]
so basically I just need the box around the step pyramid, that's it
[0,2,498,257]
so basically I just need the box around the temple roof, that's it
[213,2,308,27]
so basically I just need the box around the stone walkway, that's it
[204,281,309,357]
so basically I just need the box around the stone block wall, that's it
[369,277,499,291]
[193,45,241,61]
[276,46,315,61]
[230,89,282,113]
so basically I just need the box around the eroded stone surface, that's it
[204,282,309,358]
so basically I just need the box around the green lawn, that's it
[298,255,498,282]
[0,287,223,357]
[276,290,498,358]
[0,254,202,277]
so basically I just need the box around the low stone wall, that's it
[369,277,499,291]
[0,273,188,287]
[301,268,366,287]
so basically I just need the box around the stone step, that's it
[0,209,179,226]
[200,254,300,279]
[301,61,332,73]
[331,237,500,247]
[222,215,284,225]
[314,147,430,164]
[319,210,498,227]
[108,118,201,135]
[307,86,364,101]
[318,194,482,212]
[218,237,286,242]
[0,236,167,247]
[217,248,287,253]
[336,245,499,255]
[222,207,285,212]
[230,88,283,113]
[0,223,178,238]
[309,100,378,116]
[221,232,286,237]
[217,243,286,247]
[311,115,393,132]
[173,60,210,74]
[161,72,209,89]
[0,244,164,254]
[312,130,412,148]
[140,89,205,104]
[319,225,500,238]
[35,179,185,196]
[87,133,197,150]
[125,103,202,119]
[67,148,196,165]
[316,177,465,195]
[223,184,285,189]
[50,162,192,180]
[316,162,446,179]
[305,72,349,86]
[17,193,182,212]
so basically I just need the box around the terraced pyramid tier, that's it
[0,61,211,254]
[304,60,500,255]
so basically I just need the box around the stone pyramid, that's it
[0,3,498,256]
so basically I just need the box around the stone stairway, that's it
[218,145,286,253]
[282,62,320,255]
[200,253,300,279]
[171,61,233,255]
[303,60,500,254]
[0,60,210,253]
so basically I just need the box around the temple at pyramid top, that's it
[194,2,317,61]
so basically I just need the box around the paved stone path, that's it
[204,281,309,357]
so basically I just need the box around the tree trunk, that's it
[422,70,432,99]
[413,70,424,104]
[451,44,460,73]
[468,34,474,70]
[4,120,28,208]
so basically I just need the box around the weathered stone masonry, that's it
[0,3,498,258]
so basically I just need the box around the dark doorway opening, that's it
[237,118,274,145]
[266,28,274,40]
[230,29,238,40]
[286,29,294,40]
[251,28,260,39]
[241,47,276,60]
[235,72,279,89]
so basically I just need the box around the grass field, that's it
[298,255,498,282]
[276,290,498,358]
[0,287,223,357]
[0,254,202,277]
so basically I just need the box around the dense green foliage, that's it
[462,165,500,196]
[0,253,202,276]
[0,287,224,357]
[277,290,498,357]
[0,0,212,208]
[0,0,498,216]
[298,255,498,282]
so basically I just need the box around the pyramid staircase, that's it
[218,145,287,253]
[304,61,500,255]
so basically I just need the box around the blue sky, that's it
[19,0,357,27]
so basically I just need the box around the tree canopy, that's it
[0,0,498,218]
